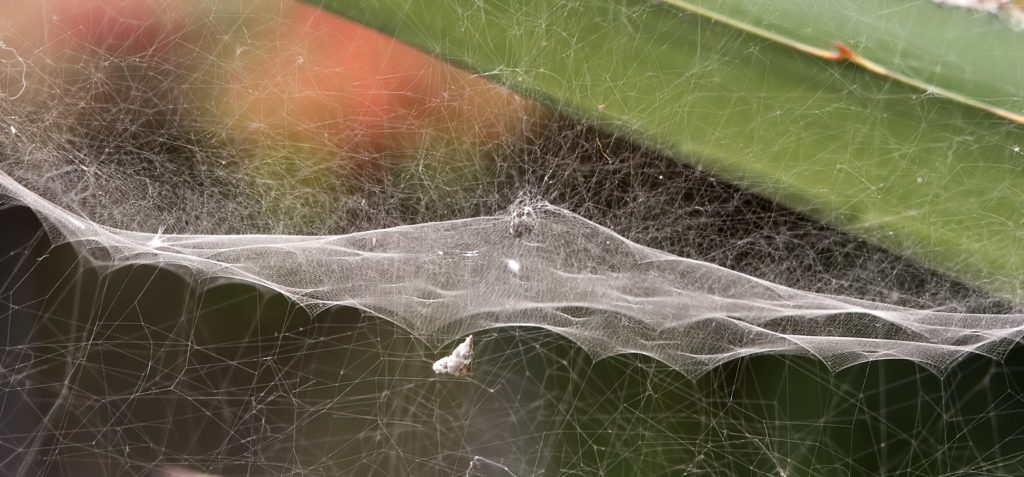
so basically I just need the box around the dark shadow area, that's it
[2,205,1023,475]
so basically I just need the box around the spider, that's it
[508,205,537,238]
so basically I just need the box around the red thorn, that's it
[830,42,855,61]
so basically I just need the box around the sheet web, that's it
[2,1,1024,475]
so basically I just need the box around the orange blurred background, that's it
[0,0,543,163]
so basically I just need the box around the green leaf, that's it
[309,0,1024,301]
[661,0,1024,123]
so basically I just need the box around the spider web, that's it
[2,1,1024,475]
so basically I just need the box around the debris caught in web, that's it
[433,335,474,376]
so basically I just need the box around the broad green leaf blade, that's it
[310,0,1024,301]
[662,0,1024,123]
